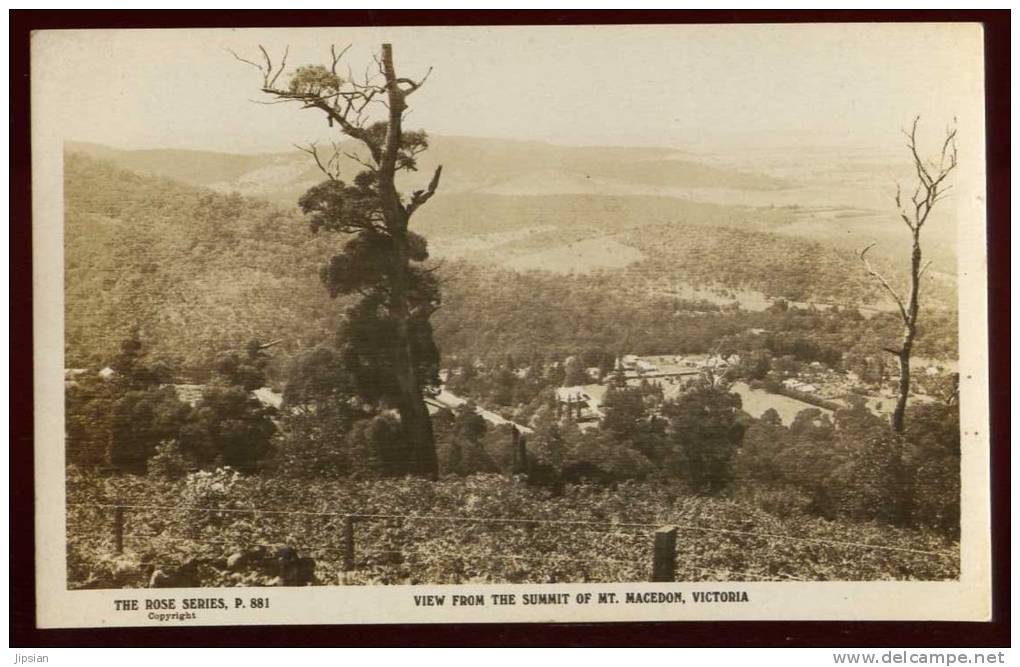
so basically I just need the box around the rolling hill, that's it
[66,137,789,206]
[64,136,960,276]
[63,151,959,377]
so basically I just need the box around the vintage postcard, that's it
[32,23,991,628]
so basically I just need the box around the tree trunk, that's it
[892,234,922,434]
[892,344,911,434]
[395,383,438,478]
[377,43,438,479]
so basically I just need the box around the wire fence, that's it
[66,500,960,589]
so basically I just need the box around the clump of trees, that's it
[732,395,960,537]
[67,334,186,474]
[661,387,746,494]
[66,334,277,477]
[432,261,959,371]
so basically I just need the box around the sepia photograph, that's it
[29,21,993,628]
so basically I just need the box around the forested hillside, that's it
[64,152,957,376]
[435,261,958,365]
[64,153,342,372]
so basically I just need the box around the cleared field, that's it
[730,381,831,425]
[429,226,557,258]
[503,237,645,274]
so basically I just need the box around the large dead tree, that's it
[235,43,442,478]
[859,116,957,433]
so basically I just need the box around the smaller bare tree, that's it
[859,116,957,433]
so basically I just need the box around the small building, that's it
[782,378,818,394]
[171,384,205,407]
[253,387,284,409]
[555,384,607,423]
[425,388,532,434]
[170,384,284,410]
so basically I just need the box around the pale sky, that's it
[33,23,985,154]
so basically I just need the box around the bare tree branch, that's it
[395,66,433,95]
[905,115,934,186]
[343,150,377,172]
[421,259,445,274]
[405,165,443,218]
[228,48,265,73]
[918,259,934,280]
[330,43,352,76]
[268,45,289,88]
[230,44,291,90]
[233,44,387,162]
[295,143,342,181]
[858,243,908,322]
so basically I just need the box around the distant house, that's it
[170,384,284,410]
[635,359,657,373]
[619,354,639,369]
[555,384,607,424]
[614,354,706,387]
[706,353,739,369]
[782,378,819,394]
[425,388,532,434]
[172,384,205,407]
[253,387,284,409]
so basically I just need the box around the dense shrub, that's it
[147,439,197,481]
[67,335,277,476]
[108,387,194,474]
[731,398,960,537]
[66,336,192,474]
[181,386,276,473]
[661,386,746,494]
[904,401,961,538]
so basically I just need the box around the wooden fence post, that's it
[651,526,677,582]
[342,516,355,573]
[113,506,125,555]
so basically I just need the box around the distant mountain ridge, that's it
[62,137,959,273]
[65,136,790,207]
